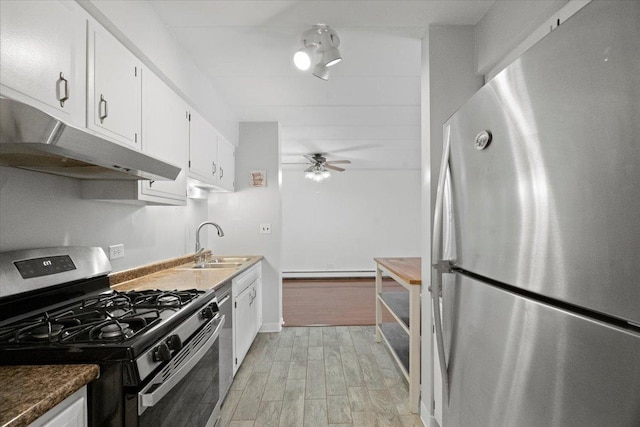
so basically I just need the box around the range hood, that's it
[0,98,181,181]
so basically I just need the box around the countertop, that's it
[374,257,422,285]
[0,364,99,427]
[110,254,263,292]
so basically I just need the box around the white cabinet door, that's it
[188,110,218,185]
[216,136,235,191]
[234,284,253,372]
[87,22,141,149]
[140,69,188,204]
[31,387,87,427]
[0,0,85,127]
[252,275,262,336]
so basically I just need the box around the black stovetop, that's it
[0,282,215,362]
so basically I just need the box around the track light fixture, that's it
[294,24,342,80]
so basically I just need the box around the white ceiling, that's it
[150,1,493,170]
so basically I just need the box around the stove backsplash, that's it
[0,166,208,271]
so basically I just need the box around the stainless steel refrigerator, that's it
[431,2,640,426]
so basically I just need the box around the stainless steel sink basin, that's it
[209,257,251,263]
[190,262,244,269]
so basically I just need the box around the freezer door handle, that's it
[432,123,452,403]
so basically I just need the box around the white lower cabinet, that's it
[232,263,262,374]
[31,386,87,427]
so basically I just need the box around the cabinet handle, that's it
[220,167,224,179]
[212,161,217,176]
[99,94,108,123]
[149,180,155,188]
[57,72,69,107]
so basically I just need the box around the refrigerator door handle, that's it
[432,123,452,403]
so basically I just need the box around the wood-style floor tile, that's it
[305,360,327,399]
[224,326,423,427]
[254,401,282,427]
[304,399,328,427]
[327,395,352,424]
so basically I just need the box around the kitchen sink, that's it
[189,262,244,269]
[209,257,251,263]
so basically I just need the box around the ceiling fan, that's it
[303,153,351,172]
[286,153,351,181]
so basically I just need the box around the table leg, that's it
[409,284,421,413]
[375,265,382,342]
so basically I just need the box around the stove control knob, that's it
[153,342,171,362]
[201,305,215,320]
[167,334,182,352]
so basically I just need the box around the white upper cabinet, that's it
[188,109,218,185]
[216,135,236,192]
[81,68,188,205]
[139,69,188,204]
[188,110,235,192]
[0,0,86,127]
[87,22,141,149]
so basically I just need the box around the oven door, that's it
[129,314,224,427]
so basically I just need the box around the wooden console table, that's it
[374,257,421,413]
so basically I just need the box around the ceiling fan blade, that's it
[326,160,351,164]
[326,164,346,172]
[282,162,312,165]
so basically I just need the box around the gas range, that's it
[0,247,223,427]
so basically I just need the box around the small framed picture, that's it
[250,170,266,187]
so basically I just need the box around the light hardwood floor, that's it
[283,279,404,326]
[220,326,423,427]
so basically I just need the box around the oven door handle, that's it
[138,314,225,414]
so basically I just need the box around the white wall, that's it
[0,166,208,270]
[281,169,420,275]
[419,30,433,426]
[208,122,282,332]
[474,0,568,76]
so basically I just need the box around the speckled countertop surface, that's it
[0,364,99,427]
[110,255,263,292]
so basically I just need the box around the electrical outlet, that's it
[108,244,125,260]
[260,224,271,234]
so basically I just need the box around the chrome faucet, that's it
[195,221,225,265]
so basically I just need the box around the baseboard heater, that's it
[282,270,376,279]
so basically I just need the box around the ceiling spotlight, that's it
[294,24,342,80]
[312,62,330,80]
[293,47,313,71]
[321,46,341,67]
